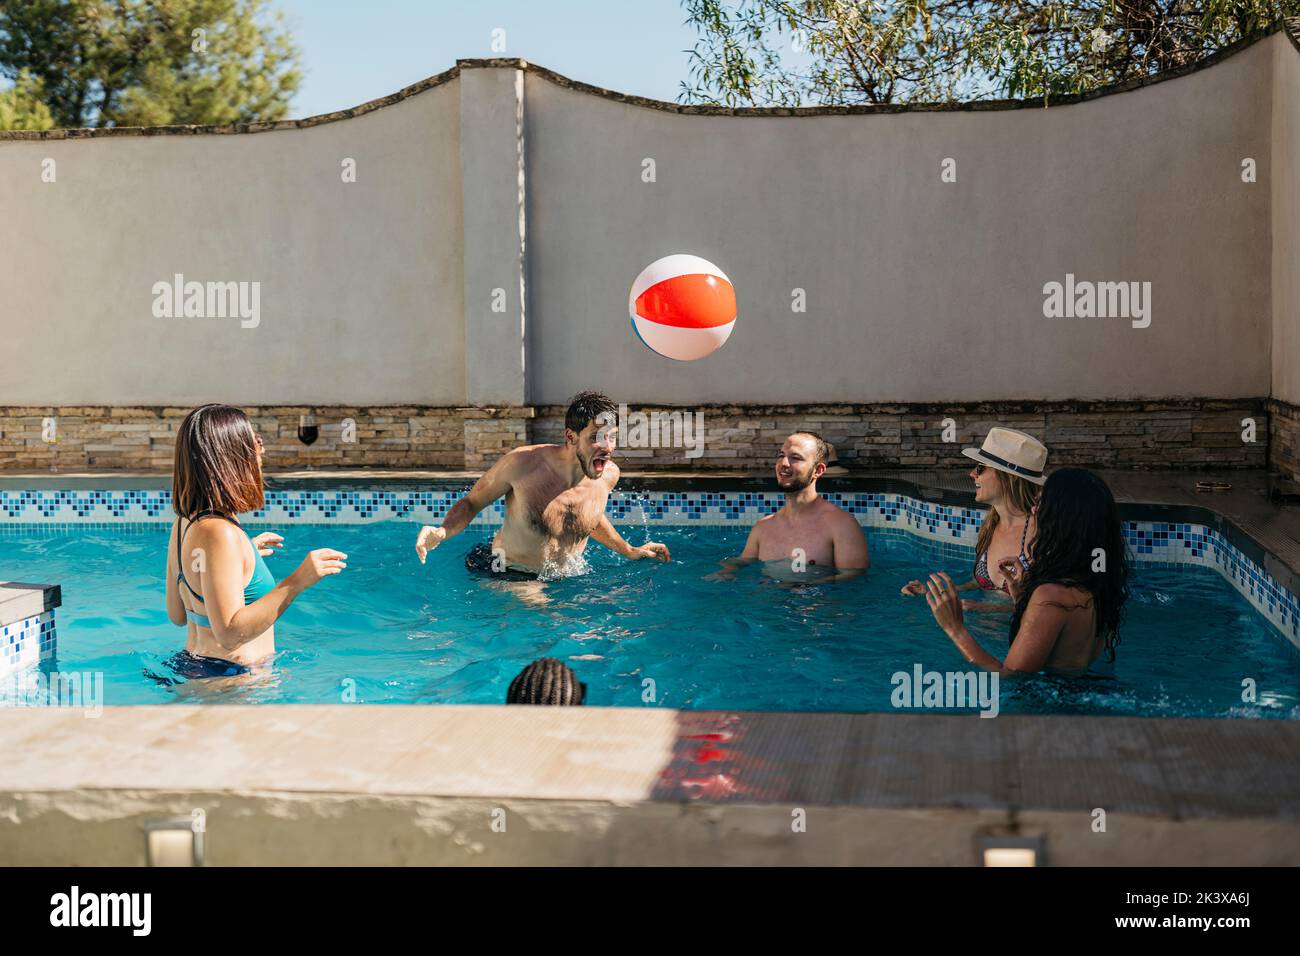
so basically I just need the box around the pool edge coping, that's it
[3,706,1299,864]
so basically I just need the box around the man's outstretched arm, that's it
[590,513,672,562]
[416,452,517,563]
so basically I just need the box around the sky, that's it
[274,0,702,119]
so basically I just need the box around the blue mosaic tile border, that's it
[0,488,987,532]
[1,488,1297,650]
[0,610,56,677]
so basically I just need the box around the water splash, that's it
[538,550,591,581]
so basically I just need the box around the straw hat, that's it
[822,441,849,476]
[961,428,1048,485]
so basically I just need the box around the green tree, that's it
[0,0,301,128]
[680,0,1300,106]
[0,68,54,130]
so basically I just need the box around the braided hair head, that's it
[506,658,586,706]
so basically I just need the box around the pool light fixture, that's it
[976,834,1044,867]
[144,817,205,867]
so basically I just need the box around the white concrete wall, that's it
[1274,31,1300,406]
[0,32,1296,410]
[0,83,464,406]
[526,39,1277,405]
[459,66,528,406]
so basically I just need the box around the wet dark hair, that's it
[564,391,617,436]
[1009,468,1129,662]
[172,404,264,517]
[507,658,586,705]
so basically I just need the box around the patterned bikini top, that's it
[973,517,1031,593]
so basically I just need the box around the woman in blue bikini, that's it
[163,404,346,678]
[901,428,1046,611]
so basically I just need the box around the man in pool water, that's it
[415,391,671,576]
[714,431,869,582]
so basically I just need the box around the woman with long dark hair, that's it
[925,468,1129,673]
[163,404,346,678]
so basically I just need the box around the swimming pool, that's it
[2,484,1298,717]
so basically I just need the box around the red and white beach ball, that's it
[629,254,736,361]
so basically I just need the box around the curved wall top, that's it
[1,21,1297,408]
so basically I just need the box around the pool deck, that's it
[2,705,1298,865]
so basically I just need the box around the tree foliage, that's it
[0,0,301,129]
[680,0,1300,106]
[0,68,53,129]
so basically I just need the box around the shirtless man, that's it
[716,431,869,581]
[414,391,670,576]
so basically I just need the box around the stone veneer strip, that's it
[1268,398,1300,485]
[0,400,1271,473]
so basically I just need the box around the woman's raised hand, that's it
[290,548,347,589]
[997,558,1025,600]
[251,532,284,557]
[924,571,965,637]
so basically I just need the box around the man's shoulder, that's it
[510,443,558,456]
[500,444,556,467]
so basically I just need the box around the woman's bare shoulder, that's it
[182,516,244,548]
[1031,582,1093,609]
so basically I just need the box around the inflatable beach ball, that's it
[629,254,736,361]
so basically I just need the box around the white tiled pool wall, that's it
[0,610,55,674]
[2,488,1298,651]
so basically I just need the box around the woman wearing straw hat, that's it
[901,428,1047,609]
[923,467,1130,673]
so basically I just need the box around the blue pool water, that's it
[2,522,1298,717]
